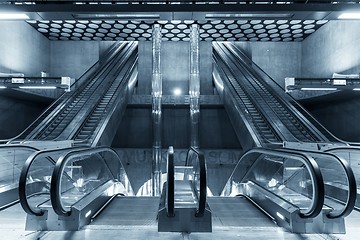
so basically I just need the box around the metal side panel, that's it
[207,196,275,228]
[158,182,212,233]
[244,181,345,234]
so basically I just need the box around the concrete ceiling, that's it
[26,19,328,42]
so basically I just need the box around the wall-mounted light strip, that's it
[19,86,57,89]
[300,87,337,91]
[338,12,360,19]
[0,13,29,20]
[0,86,7,89]
[353,88,360,91]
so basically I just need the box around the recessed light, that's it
[338,12,360,19]
[173,88,182,96]
[0,13,29,20]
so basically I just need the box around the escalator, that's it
[18,145,355,234]
[212,42,358,232]
[213,42,343,149]
[18,41,138,146]
[0,41,138,210]
[19,146,134,230]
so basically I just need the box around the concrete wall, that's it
[0,91,51,139]
[0,21,50,76]
[137,41,213,95]
[251,42,302,89]
[112,106,240,149]
[50,41,100,79]
[302,20,360,77]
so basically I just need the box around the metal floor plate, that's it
[88,196,160,228]
[1,197,360,240]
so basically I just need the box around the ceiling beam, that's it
[1,4,360,20]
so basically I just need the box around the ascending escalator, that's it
[0,41,138,209]
[19,146,134,230]
[17,143,356,234]
[221,147,356,233]
[213,42,342,149]
[212,42,358,231]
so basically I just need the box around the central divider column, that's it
[152,24,163,196]
[189,24,200,149]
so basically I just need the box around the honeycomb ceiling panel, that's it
[27,19,328,42]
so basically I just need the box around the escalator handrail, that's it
[229,147,324,219]
[50,146,126,217]
[18,146,85,216]
[281,148,356,218]
[185,147,207,217]
[167,146,174,217]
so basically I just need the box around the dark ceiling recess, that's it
[27,19,328,42]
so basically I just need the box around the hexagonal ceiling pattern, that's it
[27,19,328,42]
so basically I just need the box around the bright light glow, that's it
[173,88,182,96]
[0,13,29,20]
[0,86,6,89]
[268,178,278,188]
[276,212,285,220]
[353,88,360,91]
[338,12,360,19]
[85,210,92,218]
[300,87,337,91]
[19,86,57,89]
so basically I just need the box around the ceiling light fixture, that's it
[205,13,293,19]
[73,13,160,20]
[338,12,360,19]
[0,13,29,20]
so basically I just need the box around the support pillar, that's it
[152,24,162,196]
[189,24,200,149]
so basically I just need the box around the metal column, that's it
[152,24,162,196]
[189,24,200,149]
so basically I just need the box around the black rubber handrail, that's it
[185,147,207,218]
[167,146,174,217]
[18,146,85,216]
[50,147,124,217]
[280,148,356,218]
[229,148,324,219]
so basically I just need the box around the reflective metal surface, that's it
[152,24,163,197]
